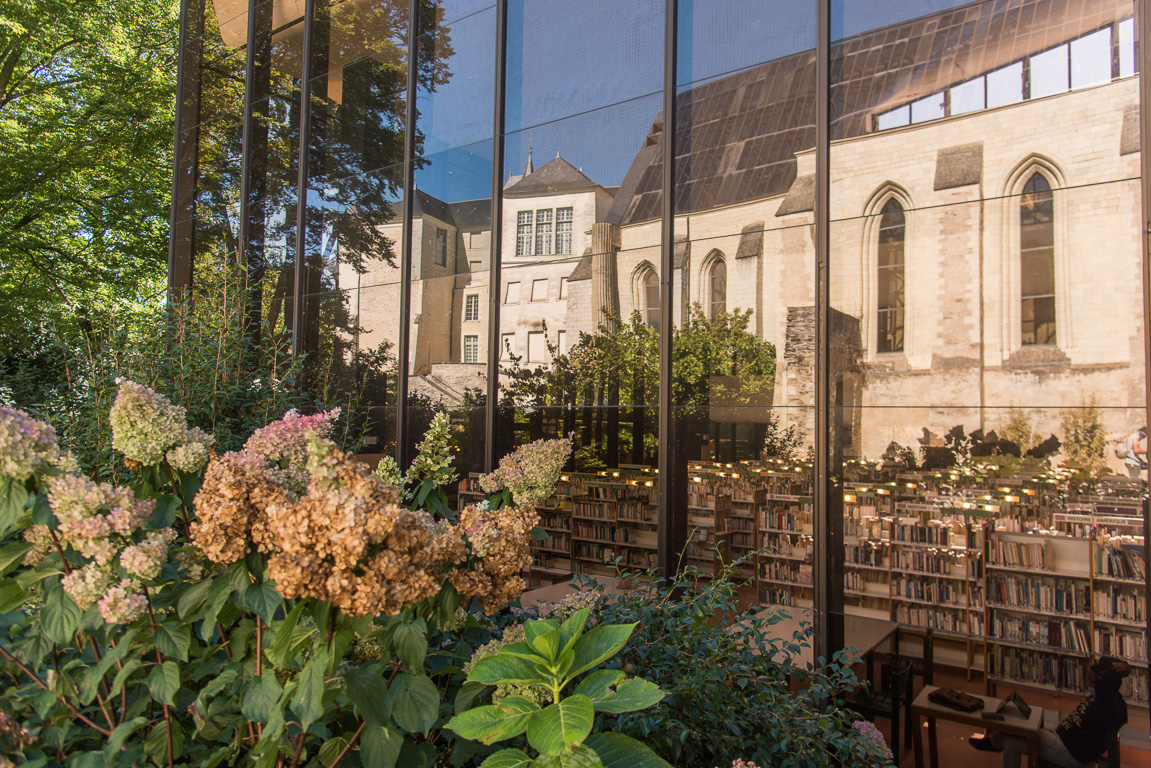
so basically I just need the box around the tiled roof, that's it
[504,155,601,197]
[613,0,1131,226]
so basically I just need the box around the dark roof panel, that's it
[504,155,600,197]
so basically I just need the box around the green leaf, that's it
[241,670,282,723]
[530,744,604,768]
[319,735,350,765]
[479,749,534,768]
[175,579,212,619]
[526,626,561,662]
[155,622,191,662]
[394,617,428,670]
[391,672,440,734]
[291,646,328,730]
[266,599,308,668]
[361,725,403,768]
[589,678,665,713]
[110,658,142,695]
[146,661,180,707]
[65,752,103,768]
[0,479,29,536]
[148,495,179,529]
[558,608,590,654]
[0,578,28,613]
[445,695,540,744]
[344,666,394,728]
[102,716,148,766]
[243,581,282,624]
[573,670,625,702]
[142,723,168,765]
[526,695,594,756]
[0,542,34,574]
[454,680,488,714]
[567,624,636,680]
[490,641,550,664]
[199,667,238,700]
[584,733,672,768]
[468,654,544,686]
[42,588,82,645]
[199,577,232,642]
[80,628,139,704]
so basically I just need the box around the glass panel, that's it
[830,0,1143,728]
[416,4,496,155]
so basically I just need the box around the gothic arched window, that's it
[708,258,727,318]
[636,266,660,331]
[1020,173,1055,345]
[876,199,906,353]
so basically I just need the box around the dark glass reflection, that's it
[1020,173,1055,346]
[876,199,905,354]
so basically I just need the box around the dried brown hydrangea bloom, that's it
[450,504,538,613]
[264,438,468,617]
[191,452,288,564]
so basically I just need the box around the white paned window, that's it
[504,281,520,304]
[516,211,533,256]
[1120,18,1135,78]
[1070,28,1112,90]
[464,294,479,322]
[1030,44,1069,99]
[556,207,573,254]
[531,278,548,302]
[910,92,944,123]
[463,335,479,364]
[950,77,985,115]
[876,105,909,131]
[528,332,547,363]
[986,62,1024,107]
[535,209,553,255]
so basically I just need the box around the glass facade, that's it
[172,0,1150,719]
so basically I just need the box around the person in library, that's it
[968,657,1131,767]
[1121,426,1146,479]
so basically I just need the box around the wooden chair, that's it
[884,627,934,747]
[847,659,913,766]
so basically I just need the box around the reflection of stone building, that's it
[348,0,1143,460]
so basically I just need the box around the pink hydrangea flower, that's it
[0,407,58,481]
[479,435,573,507]
[62,563,114,610]
[119,529,177,580]
[243,408,340,494]
[97,579,148,625]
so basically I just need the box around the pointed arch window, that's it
[876,199,905,353]
[1020,173,1055,345]
[636,265,660,331]
[708,259,727,318]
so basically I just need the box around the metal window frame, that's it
[395,0,421,469]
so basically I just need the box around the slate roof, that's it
[611,0,1131,226]
[448,198,491,229]
[505,155,601,197]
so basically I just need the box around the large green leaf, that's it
[468,654,544,686]
[155,621,191,662]
[0,578,28,613]
[530,744,603,768]
[243,581,282,624]
[479,749,533,768]
[41,588,82,644]
[445,695,539,744]
[102,716,148,766]
[526,695,594,756]
[394,618,428,670]
[391,672,440,734]
[0,542,34,575]
[79,627,139,704]
[344,666,394,728]
[567,624,636,679]
[573,670,625,702]
[361,725,403,768]
[198,577,232,642]
[266,599,309,668]
[0,479,29,536]
[291,646,328,730]
[588,678,665,714]
[454,680,488,714]
[175,579,212,620]
[147,661,181,707]
[557,608,590,654]
[584,733,671,768]
[241,670,283,723]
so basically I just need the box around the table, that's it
[911,685,1045,768]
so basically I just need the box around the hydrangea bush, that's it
[0,382,590,768]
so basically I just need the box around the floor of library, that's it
[863,666,1151,767]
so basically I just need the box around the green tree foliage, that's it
[1061,397,1108,478]
[0,0,178,351]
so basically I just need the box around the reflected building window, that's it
[706,257,727,318]
[556,207,573,254]
[635,265,660,330]
[505,281,520,304]
[516,211,533,256]
[535,209,553,254]
[877,199,906,354]
[1020,173,1056,346]
[464,294,479,322]
[434,227,448,266]
[463,335,479,364]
